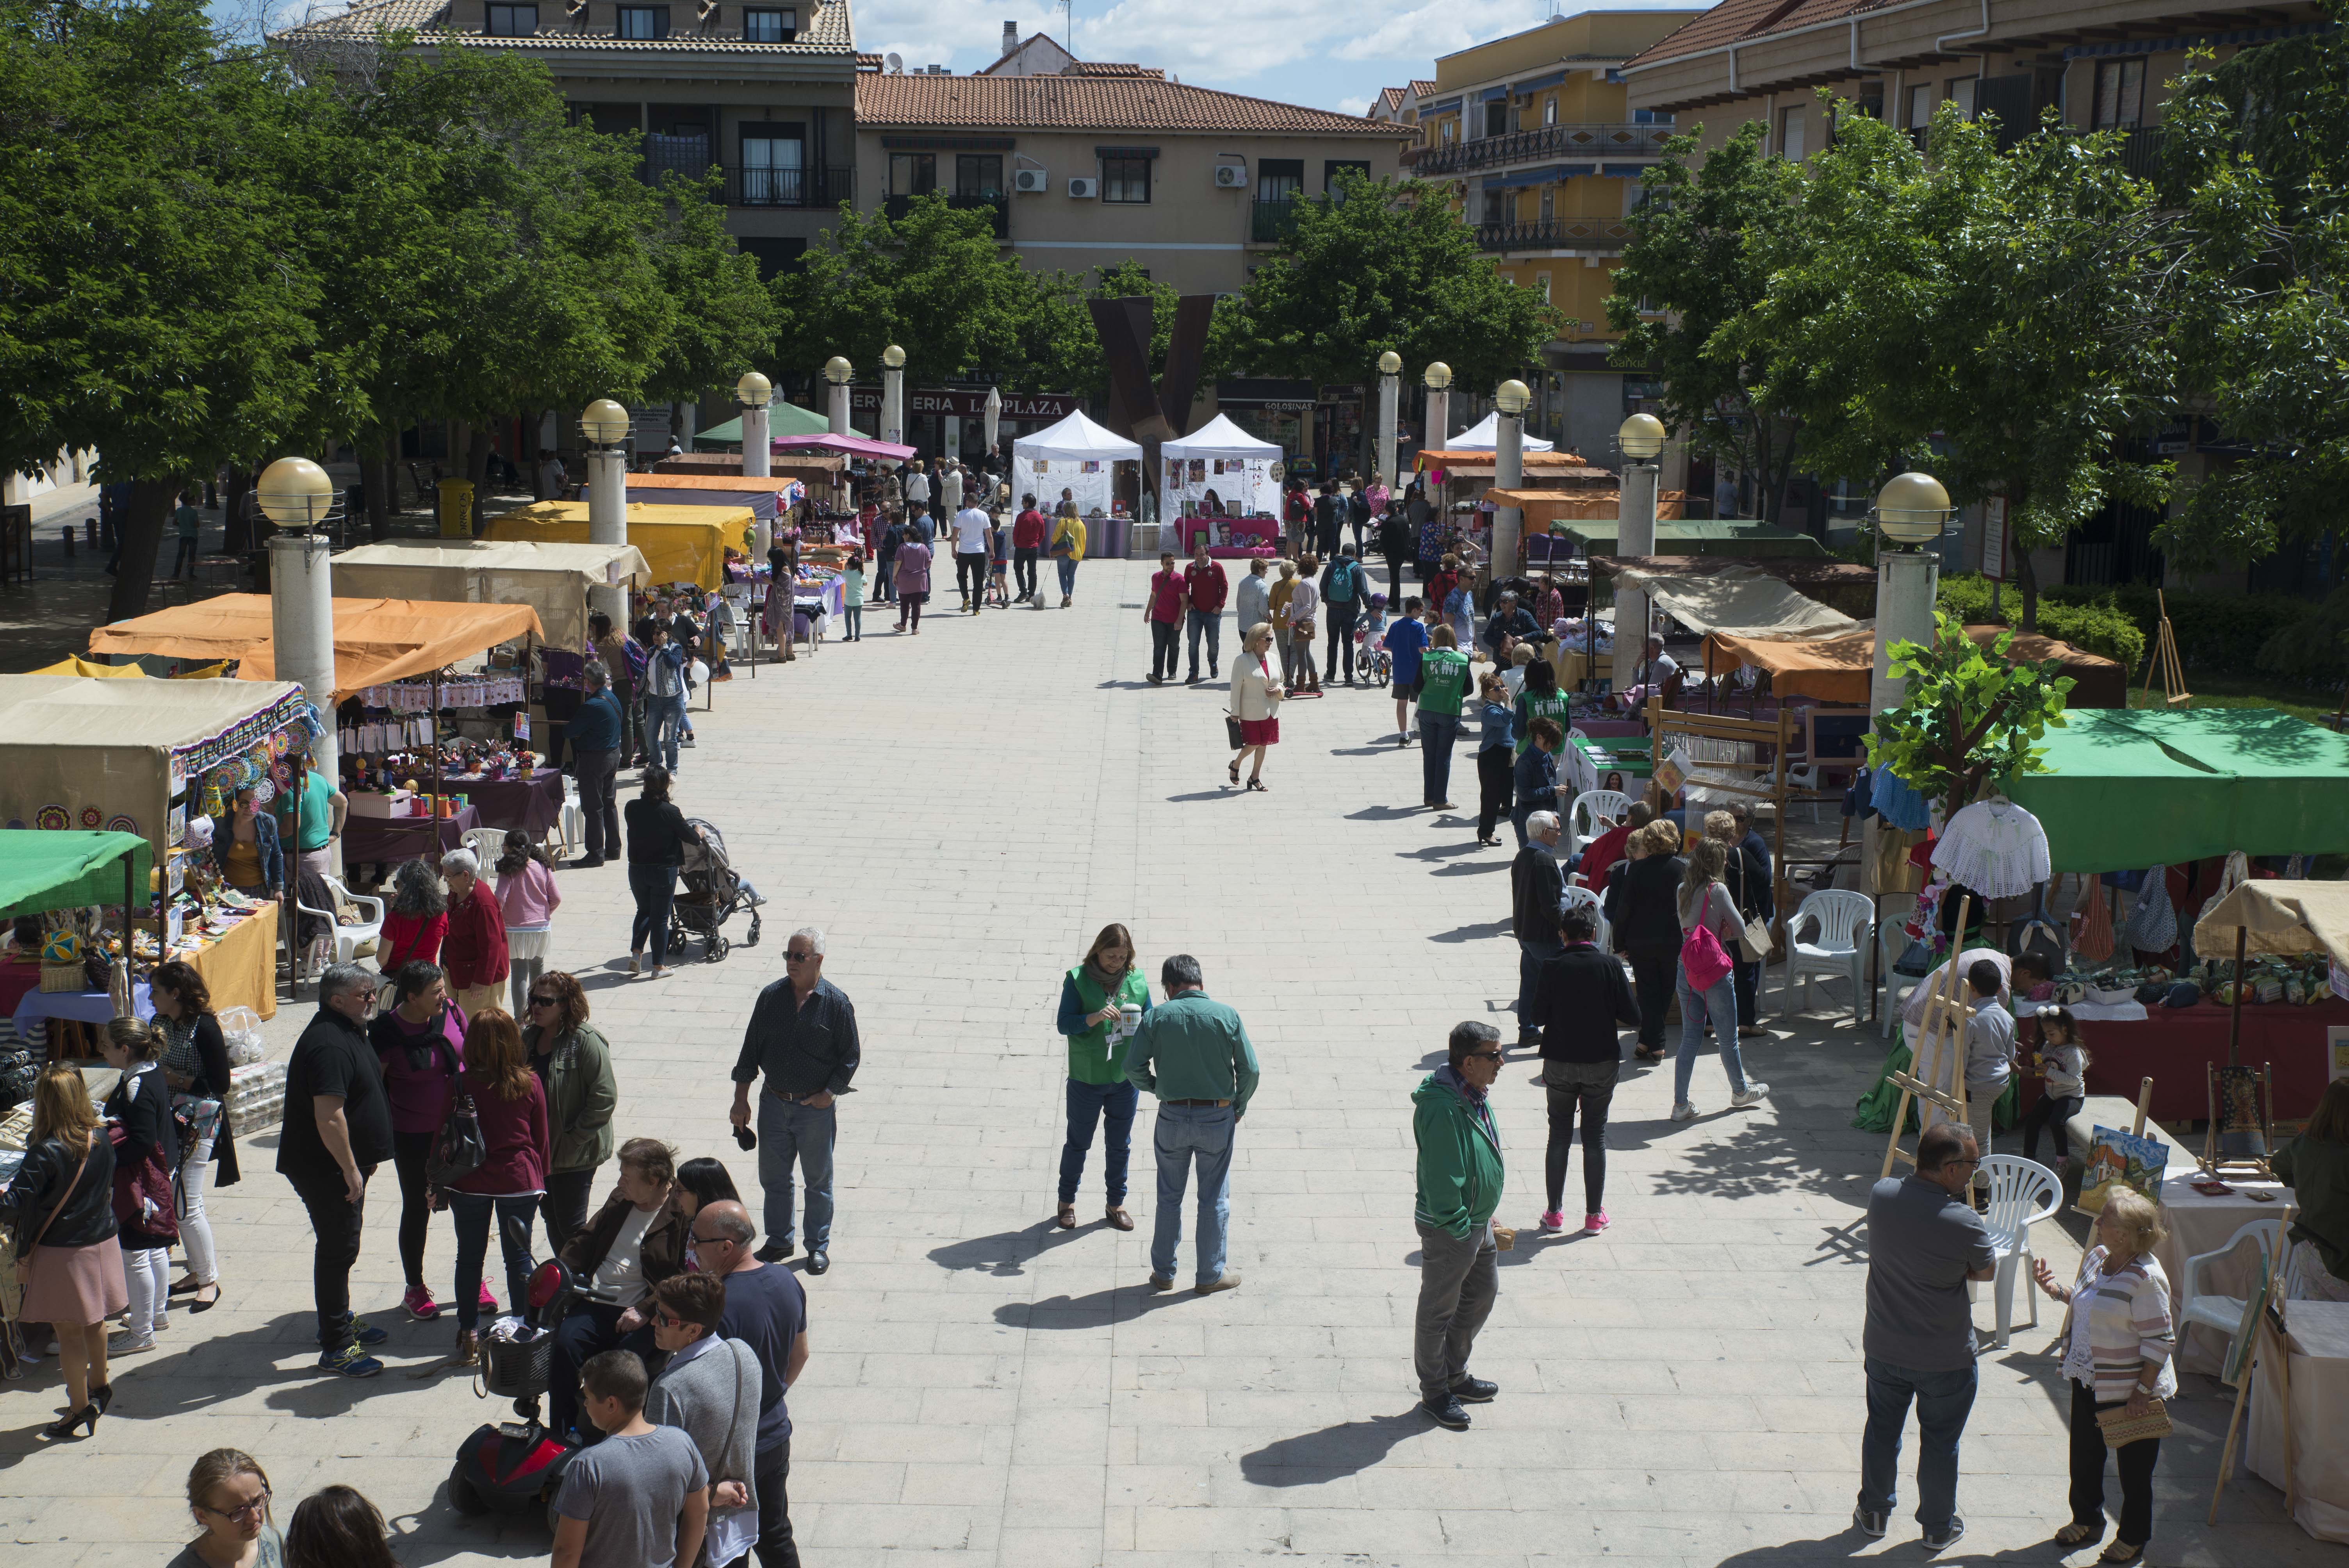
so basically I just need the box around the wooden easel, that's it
[2144,589,2189,706]
[2209,1216,2297,1526]
[1880,896,1977,1179]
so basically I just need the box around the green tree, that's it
[1012,260,1226,403]
[1864,614,2074,820]
[1605,124,1812,525]
[1226,170,1558,392]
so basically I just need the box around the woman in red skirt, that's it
[1228,621,1286,792]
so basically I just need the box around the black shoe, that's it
[806,1250,830,1276]
[1920,1516,1964,1552]
[570,855,604,869]
[1420,1394,1470,1431]
[1450,1377,1497,1403]
[1851,1506,1887,1539]
[755,1241,794,1263]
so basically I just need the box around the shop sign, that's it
[848,386,1075,419]
[1218,378,1317,413]
[1321,383,1366,404]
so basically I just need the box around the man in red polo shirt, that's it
[1010,492,1048,603]
[1145,551,1186,685]
[1183,539,1229,686]
[1572,798,1653,887]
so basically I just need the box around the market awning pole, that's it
[2228,925,2246,1069]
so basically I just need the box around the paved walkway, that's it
[3,559,2326,1566]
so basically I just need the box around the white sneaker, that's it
[1731,1083,1772,1108]
[1670,1102,1697,1122]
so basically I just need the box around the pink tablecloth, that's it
[1174,518,1279,555]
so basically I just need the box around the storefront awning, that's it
[89,596,547,701]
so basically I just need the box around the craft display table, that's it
[344,805,481,868]
[438,770,565,837]
[2079,998,2349,1123]
[2151,1162,2290,1374]
[2247,1300,2349,1543]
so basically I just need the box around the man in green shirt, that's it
[293,767,347,877]
[170,492,204,579]
[1416,625,1472,812]
[1126,953,1258,1294]
[1412,1021,1506,1430]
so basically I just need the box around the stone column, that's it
[1611,461,1659,692]
[587,445,628,624]
[269,530,339,874]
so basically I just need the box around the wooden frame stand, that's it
[1880,902,1978,1178]
[2203,1062,2277,1181]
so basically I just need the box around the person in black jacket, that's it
[1511,811,1568,1051]
[10,1064,123,1438]
[1707,808,1774,1039]
[624,765,703,979]
[730,925,861,1274]
[278,963,398,1378]
[151,960,236,1312]
[101,1017,180,1354]
[1530,905,1640,1233]
[1613,819,1688,1062]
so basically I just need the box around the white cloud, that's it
[1334,94,1375,115]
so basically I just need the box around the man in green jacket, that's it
[1412,1021,1506,1430]
[1126,953,1258,1295]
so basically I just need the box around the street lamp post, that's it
[1490,378,1530,590]
[582,397,631,624]
[736,371,774,557]
[1423,361,1452,460]
[260,458,340,863]
[1611,412,1667,693]
[1376,351,1401,495]
[881,344,906,457]
[824,355,853,438]
[1868,472,1953,713]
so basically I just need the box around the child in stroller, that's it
[669,820,765,963]
[1355,593,1393,688]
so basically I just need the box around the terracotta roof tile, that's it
[855,73,1418,136]
[1066,61,1165,77]
[1625,0,1891,70]
[1410,78,1438,98]
[275,0,855,52]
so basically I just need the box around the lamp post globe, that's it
[581,398,630,446]
[881,344,906,370]
[1423,361,1452,390]
[1377,351,1403,376]
[1495,379,1531,416]
[256,456,335,530]
[1873,471,1954,547]
[1617,412,1666,462]
[823,355,853,385]
[734,371,772,408]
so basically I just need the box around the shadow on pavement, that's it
[1344,805,1423,821]
[994,1284,1196,1329]
[1428,919,1513,943]
[928,1220,1096,1277]
[1239,1410,1426,1482]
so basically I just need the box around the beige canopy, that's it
[1618,564,1861,640]
[331,540,650,651]
[2192,879,2349,971]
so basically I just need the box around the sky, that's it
[240,0,1712,117]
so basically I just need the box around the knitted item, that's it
[1930,800,2051,900]
[1870,767,1933,832]
[2071,874,2115,963]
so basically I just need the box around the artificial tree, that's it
[1864,612,2075,818]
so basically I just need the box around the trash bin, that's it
[436,478,474,539]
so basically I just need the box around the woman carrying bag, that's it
[1053,923,1151,1231]
[152,959,236,1313]
[9,1064,123,1439]
[100,1017,180,1356]
[1228,622,1285,793]
[1705,810,1773,1040]
[367,960,474,1322]
[1670,838,1769,1121]
[442,1008,551,1366]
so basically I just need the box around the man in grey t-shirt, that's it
[1854,1123,1995,1551]
[554,1349,709,1568]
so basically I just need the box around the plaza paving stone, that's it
[1,558,2328,1566]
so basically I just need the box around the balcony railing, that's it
[883,191,1009,238]
[1474,217,1630,253]
[638,139,853,208]
[1410,123,1673,178]
[1250,197,1301,244]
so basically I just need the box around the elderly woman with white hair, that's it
[438,847,511,1018]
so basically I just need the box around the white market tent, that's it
[1014,411,1141,520]
[1159,415,1281,521]
[1446,411,1558,453]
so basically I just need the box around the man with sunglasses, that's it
[1411,1021,1506,1431]
[730,928,860,1274]
[685,1201,809,1568]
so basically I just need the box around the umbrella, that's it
[2189,878,2349,1067]
[984,386,1002,456]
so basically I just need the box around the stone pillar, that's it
[828,383,851,438]
[1376,372,1399,492]
[269,531,339,874]
[1491,412,1523,591]
[1425,389,1450,452]
[1871,549,1940,713]
[882,366,905,450]
[1611,461,1660,691]
[742,405,771,479]
[587,446,628,624]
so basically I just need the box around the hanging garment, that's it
[2122,864,2176,956]
[1870,768,1934,832]
[1930,799,2051,900]
[2071,873,2116,963]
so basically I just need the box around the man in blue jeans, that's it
[731,927,861,1276]
[1125,954,1258,1294]
[1856,1122,1996,1550]
[642,623,691,774]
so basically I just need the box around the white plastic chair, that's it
[1561,882,1611,953]
[1975,1154,2062,1347]
[2179,1218,2282,1350]
[1566,789,1632,856]
[460,827,504,867]
[1878,922,1923,1039]
[294,874,385,980]
[559,774,584,857]
[1782,888,1872,1023]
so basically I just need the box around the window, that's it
[1946,77,1977,117]
[615,4,667,36]
[735,237,807,279]
[1543,96,1558,126]
[1101,156,1151,203]
[1440,118,1456,143]
[485,3,536,33]
[1481,189,1504,225]
[741,126,804,204]
[1256,158,1303,202]
[1483,99,1508,138]
[1907,84,1935,129]
[956,153,1004,200]
[1323,160,1369,195]
[567,102,628,130]
[1538,185,1554,222]
[2091,59,2145,128]
[889,152,936,196]
[742,7,793,39]
[1533,271,1551,303]
[1778,105,1806,160]
[1631,108,1673,125]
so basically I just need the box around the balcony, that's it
[883,191,1009,238]
[1410,123,1673,178]
[639,139,853,208]
[1251,197,1301,244]
[2115,125,2164,181]
[1474,217,1630,253]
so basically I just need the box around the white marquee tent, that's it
[1013,411,1141,521]
[1159,415,1281,522]
[1445,411,1558,453]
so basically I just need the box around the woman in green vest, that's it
[1054,923,1152,1232]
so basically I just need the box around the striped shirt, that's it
[2061,1247,2177,1403]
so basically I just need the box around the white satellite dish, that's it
[884,50,904,73]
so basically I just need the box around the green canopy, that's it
[0,830,153,918]
[1566,518,1829,559]
[2003,708,2349,872]
[693,402,864,445]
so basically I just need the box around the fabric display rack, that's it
[339,655,557,861]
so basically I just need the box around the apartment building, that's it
[278,0,859,279]
[1368,80,1437,129]
[1403,11,1700,454]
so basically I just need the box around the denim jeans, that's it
[843,605,862,640]
[876,555,895,601]
[446,1191,539,1332]
[629,861,677,967]
[1056,556,1078,596]
[1515,935,1563,1042]
[1150,618,1181,680]
[1060,1078,1139,1205]
[1419,712,1461,804]
[1186,608,1221,678]
[1674,960,1751,1104]
[1149,1103,1235,1284]
[647,691,688,772]
[757,1091,837,1251]
[1858,1357,1978,1532]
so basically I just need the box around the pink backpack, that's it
[1680,914,1735,992]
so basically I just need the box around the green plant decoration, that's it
[1864,613,2076,819]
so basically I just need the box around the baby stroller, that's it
[670,818,763,963]
[447,1217,602,1518]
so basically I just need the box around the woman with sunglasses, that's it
[172,1448,282,1568]
[522,970,616,1253]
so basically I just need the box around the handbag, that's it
[1680,918,1735,993]
[108,1125,179,1243]
[1737,916,1773,964]
[2,1144,91,1320]
[425,1092,486,1189]
[2095,1397,2172,1447]
[1224,713,1245,749]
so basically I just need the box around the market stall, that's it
[1559,518,1830,561]
[1442,412,1559,452]
[1160,415,1281,526]
[483,502,752,592]
[328,540,649,654]
[692,401,860,445]
[1699,625,2126,709]
[622,472,793,523]
[768,433,917,463]
[1013,412,1139,532]
[0,830,153,1040]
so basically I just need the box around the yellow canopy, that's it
[89,595,546,702]
[2191,879,2349,971]
[29,656,144,678]
[483,502,752,590]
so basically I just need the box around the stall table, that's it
[12,977,154,1037]
[2080,998,2349,1124]
[344,806,482,867]
[2247,1300,2349,1543]
[438,771,564,837]
[2150,1160,2290,1375]
[1172,517,1280,557]
[4,901,279,1037]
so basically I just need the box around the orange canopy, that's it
[89,595,545,702]
[1700,625,2125,708]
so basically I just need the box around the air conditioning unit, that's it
[1213,163,1248,188]
[1067,176,1098,198]
[1013,167,1048,194]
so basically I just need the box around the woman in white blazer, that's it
[1228,621,1285,793]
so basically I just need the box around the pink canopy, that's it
[770,433,918,462]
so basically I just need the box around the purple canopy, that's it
[770,433,918,462]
